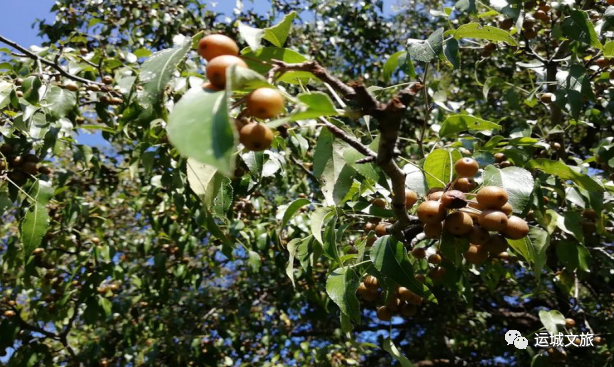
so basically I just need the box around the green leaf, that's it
[561,10,602,49]
[439,114,501,137]
[384,51,410,81]
[444,38,460,69]
[289,92,338,122]
[455,0,477,14]
[326,267,361,323]
[452,23,518,46]
[281,198,311,229]
[238,21,265,51]
[286,237,311,287]
[483,76,506,99]
[98,297,113,317]
[312,128,357,204]
[0,81,14,109]
[225,65,272,91]
[311,206,334,246]
[383,338,416,367]
[22,76,42,104]
[482,166,535,213]
[529,227,550,280]
[242,47,311,85]
[423,149,458,190]
[21,181,53,261]
[204,212,234,259]
[186,158,220,209]
[604,41,614,57]
[370,236,433,301]
[526,159,603,193]
[247,250,262,272]
[440,232,470,267]
[556,211,585,244]
[213,177,233,216]
[408,28,444,62]
[263,11,297,47]
[506,227,549,279]
[138,36,193,116]
[538,310,565,335]
[42,86,77,120]
[167,88,235,176]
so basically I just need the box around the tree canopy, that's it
[0,0,613,366]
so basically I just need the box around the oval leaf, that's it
[167,88,235,176]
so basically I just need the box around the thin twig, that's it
[0,35,104,87]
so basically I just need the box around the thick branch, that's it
[0,35,105,87]
[271,60,422,240]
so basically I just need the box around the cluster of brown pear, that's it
[0,144,52,187]
[197,34,285,152]
[356,275,424,321]
[415,157,530,265]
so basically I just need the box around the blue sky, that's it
[0,0,397,148]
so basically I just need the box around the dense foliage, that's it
[1,0,613,366]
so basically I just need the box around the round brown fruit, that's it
[423,222,443,239]
[444,211,473,235]
[364,275,379,290]
[565,318,575,328]
[476,186,508,209]
[541,93,552,103]
[478,210,509,232]
[239,123,274,152]
[427,190,444,201]
[400,303,417,317]
[494,152,507,163]
[464,245,489,264]
[415,274,426,283]
[206,55,247,89]
[595,58,609,69]
[3,310,16,317]
[455,177,476,192]
[499,18,514,30]
[582,209,597,220]
[405,189,418,208]
[386,297,401,312]
[468,225,490,245]
[202,82,222,92]
[484,234,508,255]
[428,267,446,282]
[440,190,467,209]
[364,222,375,232]
[502,216,529,240]
[411,247,426,259]
[362,289,380,302]
[427,187,444,199]
[428,253,442,265]
[198,34,239,62]
[455,157,479,177]
[417,201,447,224]
[246,88,285,119]
[376,306,393,321]
[371,198,387,208]
[500,202,513,216]
[375,223,389,237]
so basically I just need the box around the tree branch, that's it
[271,60,422,241]
[0,34,105,87]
